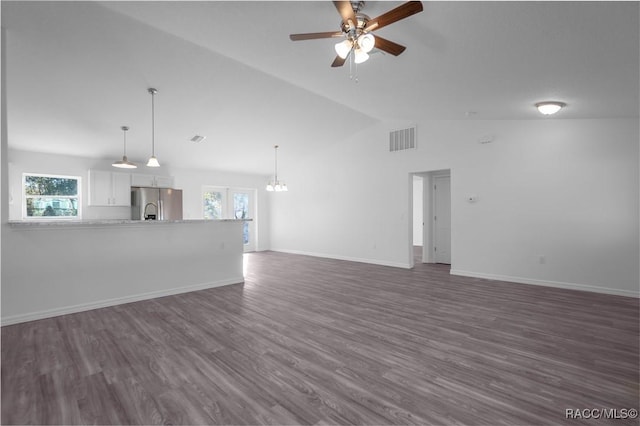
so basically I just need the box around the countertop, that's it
[7,218,252,228]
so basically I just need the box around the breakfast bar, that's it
[2,219,250,325]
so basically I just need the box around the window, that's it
[23,173,81,219]
[203,186,256,252]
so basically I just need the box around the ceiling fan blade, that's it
[333,0,357,30]
[331,55,347,67]
[374,36,406,56]
[365,1,423,32]
[290,31,343,41]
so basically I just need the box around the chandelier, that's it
[266,145,288,192]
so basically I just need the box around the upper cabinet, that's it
[130,174,174,188]
[88,170,131,206]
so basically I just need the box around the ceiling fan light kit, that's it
[353,47,369,64]
[290,1,423,68]
[334,39,352,59]
[358,33,375,53]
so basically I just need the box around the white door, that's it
[203,186,256,252]
[434,176,451,264]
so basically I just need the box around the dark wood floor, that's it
[2,251,639,425]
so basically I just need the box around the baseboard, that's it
[450,269,639,298]
[1,277,245,326]
[271,248,412,269]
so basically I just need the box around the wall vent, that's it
[389,127,417,152]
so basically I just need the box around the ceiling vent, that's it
[389,126,416,152]
[190,135,206,143]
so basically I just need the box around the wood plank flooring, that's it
[2,251,639,425]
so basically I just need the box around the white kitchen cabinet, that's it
[88,170,131,206]
[130,173,174,188]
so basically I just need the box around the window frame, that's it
[22,173,82,220]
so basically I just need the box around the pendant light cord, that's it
[151,91,155,156]
[274,145,278,181]
[121,125,129,156]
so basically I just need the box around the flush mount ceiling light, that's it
[112,126,137,169]
[266,145,288,192]
[146,88,160,167]
[535,101,566,115]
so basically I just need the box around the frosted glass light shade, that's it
[146,156,161,167]
[535,101,566,115]
[354,47,369,64]
[334,39,353,59]
[358,33,375,53]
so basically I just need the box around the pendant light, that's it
[112,126,137,169]
[146,88,160,167]
[266,145,287,192]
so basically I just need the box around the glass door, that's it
[203,186,256,252]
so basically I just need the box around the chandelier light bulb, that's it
[334,39,353,59]
[358,33,375,53]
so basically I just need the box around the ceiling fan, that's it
[289,1,423,67]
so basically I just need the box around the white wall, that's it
[270,118,639,296]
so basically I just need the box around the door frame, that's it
[408,169,451,267]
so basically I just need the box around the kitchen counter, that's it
[8,218,251,229]
[2,218,248,325]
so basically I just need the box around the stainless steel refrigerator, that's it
[131,187,183,220]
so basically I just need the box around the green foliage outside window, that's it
[25,176,78,196]
[24,175,79,218]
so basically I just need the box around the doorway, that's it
[203,186,257,252]
[409,170,451,267]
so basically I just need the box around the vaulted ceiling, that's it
[2,1,638,175]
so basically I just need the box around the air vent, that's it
[190,135,206,143]
[389,127,416,152]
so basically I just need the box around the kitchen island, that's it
[2,219,250,325]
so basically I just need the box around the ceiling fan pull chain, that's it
[348,51,359,83]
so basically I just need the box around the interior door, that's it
[203,186,256,252]
[434,176,451,264]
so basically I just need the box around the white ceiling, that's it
[2,1,638,175]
